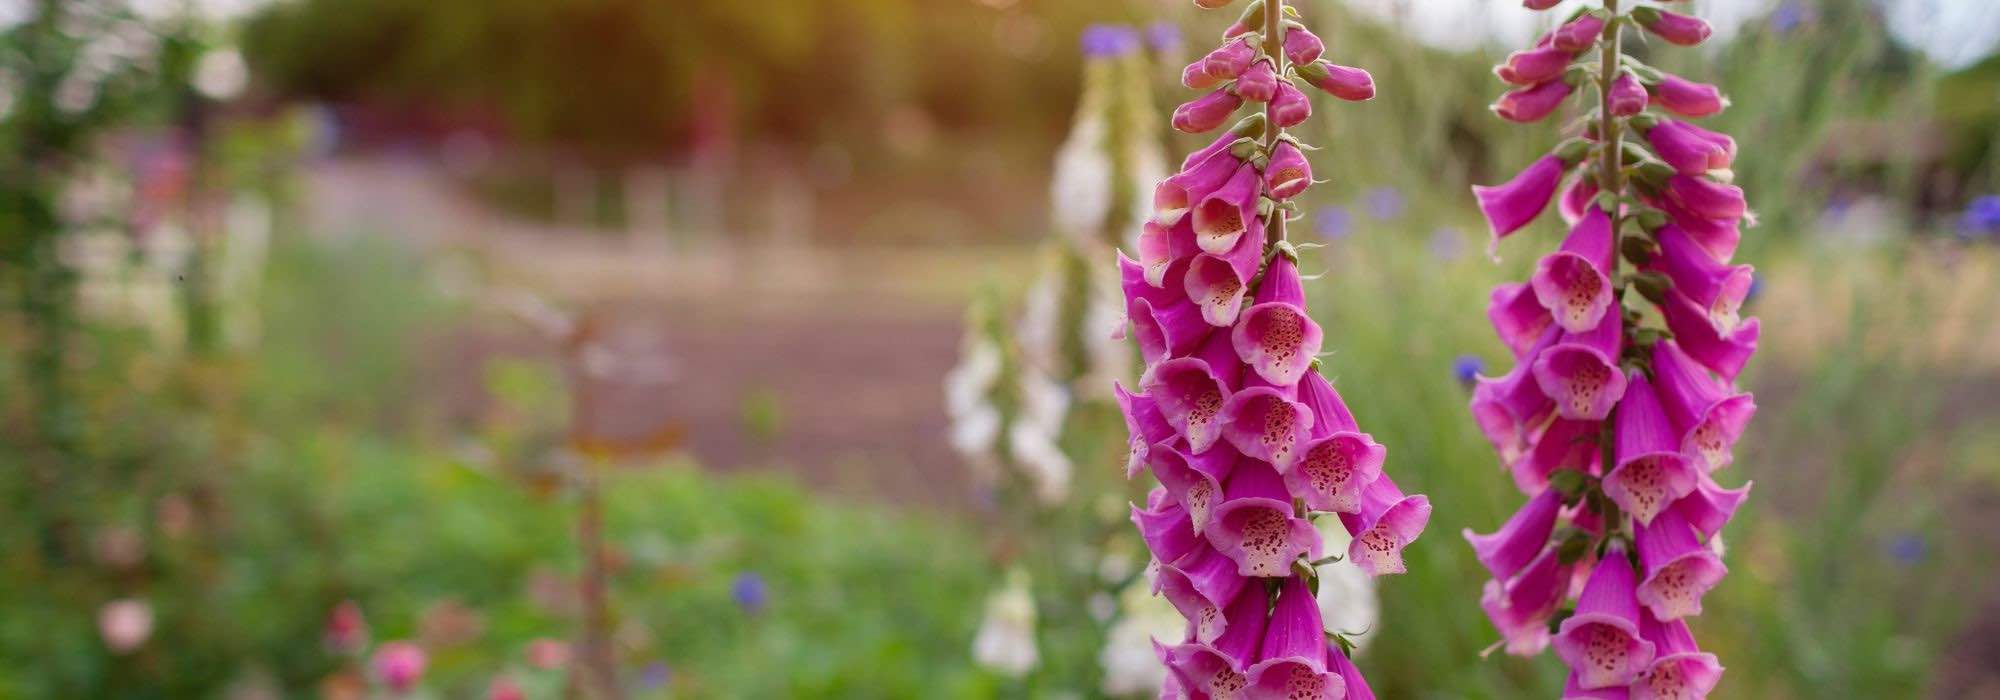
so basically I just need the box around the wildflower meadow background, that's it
[3,0,1999,698]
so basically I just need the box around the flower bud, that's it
[1223,0,1266,38]
[1203,39,1257,80]
[1271,82,1311,127]
[1263,141,1312,200]
[1552,15,1606,52]
[1523,0,1562,8]
[1493,78,1573,123]
[1183,60,1224,90]
[1633,7,1713,47]
[1194,0,1236,8]
[1174,89,1246,134]
[1609,73,1648,117]
[1298,61,1374,101]
[1283,25,1324,65]
[1495,46,1576,87]
[1652,74,1727,117]
[1235,59,1279,103]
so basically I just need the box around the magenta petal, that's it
[1271,82,1312,127]
[1167,585,1267,695]
[1219,387,1315,471]
[1282,26,1325,65]
[1482,545,1576,656]
[1193,164,1261,255]
[1158,146,1248,225]
[1174,88,1246,134]
[1650,340,1756,472]
[1255,254,1309,309]
[1647,120,1735,175]
[1114,382,1176,478]
[1563,673,1632,700]
[1474,155,1568,253]
[1553,548,1656,689]
[1208,494,1320,577]
[1533,312,1628,421]
[1633,616,1725,700]
[1181,133,1237,172]
[1255,575,1330,669]
[1653,74,1726,117]
[1647,225,1754,333]
[1120,251,1187,310]
[1640,8,1713,46]
[1607,374,1701,525]
[1150,442,1235,531]
[1235,59,1279,103]
[1286,432,1385,514]
[1136,220,1194,288]
[1666,175,1746,221]
[1609,73,1649,117]
[1471,327,1561,464]
[1296,371,1360,438]
[1185,253,1252,327]
[1650,195,1741,263]
[1264,141,1313,200]
[1658,288,1759,382]
[1327,645,1375,700]
[1340,477,1432,576]
[1493,79,1574,123]
[1232,302,1323,387]
[1183,59,1223,90]
[1634,508,1728,621]
[1202,39,1256,80]
[1497,45,1575,86]
[1559,175,1599,225]
[1193,332,1248,391]
[1132,496,1201,568]
[1304,62,1374,101]
[1129,294,1212,365]
[1489,282,1556,359]
[1531,207,1616,333]
[1552,15,1606,51]
[1160,543,1251,618]
[1464,488,1562,581]
[1511,417,1600,494]
[1144,358,1233,454]
[1676,474,1751,539]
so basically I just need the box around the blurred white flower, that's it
[99,598,154,653]
[194,48,249,100]
[1099,574,1184,697]
[972,571,1039,677]
[1049,113,1114,242]
[1007,420,1071,504]
[1315,520,1381,653]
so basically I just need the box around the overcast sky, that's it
[1341,0,2000,69]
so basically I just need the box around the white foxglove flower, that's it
[972,571,1039,677]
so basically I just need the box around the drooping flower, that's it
[1650,74,1727,118]
[971,570,1039,677]
[1475,154,1570,251]
[1633,7,1713,47]
[1493,78,1577,123]
[1124,2,1424,693]
[1552,547,1656,689]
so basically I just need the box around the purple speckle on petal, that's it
[1315,206,1352,240]
[732,572,769,614]
[1364,187,1405,220]
[1453,355,1485,388]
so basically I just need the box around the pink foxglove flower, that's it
[371,641,428,694]
[1125,2,1425,693]
[1467,4,1754,693]
[1498,46,1579,86]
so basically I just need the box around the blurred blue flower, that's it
[1315,206,1352,240]
[1363,187,1404,220]
[1743,277,1763,306]
[732,572,768,615]
[1452,355,1484,388]
[1958,194,2000,240]
[1886,533,1925,567]
[640,661,673,690]
[1770,0,1810,34]
[1081,24,1141,58]
[1145,22,1182,53]
[1428,227,1464,262]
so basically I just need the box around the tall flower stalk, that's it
[1466,3,1755,697]
[1123,1,1428,696]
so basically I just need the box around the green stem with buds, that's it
[1594,0,1627,539]
[1262,0,1287,250]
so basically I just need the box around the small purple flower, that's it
[1364,186,1404,220]
[1887,534,1926,567]
[1081,24,1141,58]
[1146,22,1183,54]
[1453,355,1485,388]
[640,661,673,690]
[1314,206,1352,240]
[732,572,769,614]
[1770,0,1809,34]
[1429,227,1465,261]
[1958,194,2000,239]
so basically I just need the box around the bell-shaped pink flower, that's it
[371,641,429,694]
[1338,476,1433,576]
[1470,327,1560,463]
[1475,155,1569,252]
[1489,282,1555,359]
[1636,8,1714,47]
[1271,82,1313,127]
[1185,253,1252,327]
[1284,26,1325,65]
[1465,487,1563,581]
[1676,473,1752,539]
[1174,89,1246,134]
[1128,293,1210,364]
[1286,430,1384,514]
[1493,78,1575,123]
[1156,140,1246,226]
[1646,119,1735,175]
[1553,546,1657,689]
[1563,673,1632,699]
[1232,265,1323,388]
[1605,373,1701,525]
[1209,464,1321,576]
[1649,194,1742,263]
[1651,74,1726,117]
[1133,489,1202,567]
[1634,508,1727,620]
[1666,175,1746,221]
[1151,443,1233,533]
[1647,225,1753,333]
[1532,206,1617,333]
[1264,140,1313,200]
[1235,59,1279,103]
[1203,39,1257,80]
[1144,357,1234,454]
[1300,61,1375,101]
[1609,73,1648,117]
[1523,0,1563,9]
[1559,176,1599,225]
[1328,644,1376,699]
[1159,543,1252,636]
[1167,583,1268,695]
[1193,164,1262,255]
[1219,386,1315,471]
[1137,219,1196,287]
[1482,544,1577,656]
[1651,340,1756,473]
[1511,417,1600,494]
[1114,381,1176,478]
[1658,287,1759,382]
[1632,614,1725,699]
[1248,576,1344,697]
[1533,311,1628,421]
[1496,45,1576,86]
[1183,60,1224,90]
[1553,15,1607,52]
[1297,370,1359,437]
